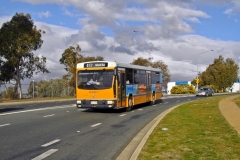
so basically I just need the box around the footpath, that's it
[219,94,240,135]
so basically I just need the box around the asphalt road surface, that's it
[0,95,207,160]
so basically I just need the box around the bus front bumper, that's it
[76,100,117,109]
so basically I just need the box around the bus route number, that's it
[84,63,108,68]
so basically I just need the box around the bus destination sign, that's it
[84,62,108,68]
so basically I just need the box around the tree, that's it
[131,57,171,90]
[0,13,49,99]
[200,55,239,91]
[59,45,104,87]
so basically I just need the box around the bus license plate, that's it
[91,101,97,104]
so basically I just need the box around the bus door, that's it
[146,71,151,101]
[118,69,126,107]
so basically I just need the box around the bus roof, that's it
[77,61,161,72]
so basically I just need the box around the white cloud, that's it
[38,11,51,18]
[63,9,74,17]
[1,0,240,86]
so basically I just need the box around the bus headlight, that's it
[77,100,81,104]
[107,101,114,104]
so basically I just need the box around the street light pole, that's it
[32,80,34,98]
[196,49,214,91]
[112,30,138,61]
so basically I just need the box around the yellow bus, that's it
[76,61,163,111]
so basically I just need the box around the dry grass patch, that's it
[138,95,240,160]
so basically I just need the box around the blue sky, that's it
[0,0,240,86]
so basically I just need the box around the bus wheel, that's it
[126,98,133,112]
[151,94,156,105]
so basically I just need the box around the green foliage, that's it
[0,13,49,98]
[171,84,196,94]
[2,86,18,99]
[59,45,104,87]
[131,57,171,90]
[200,55,239,91]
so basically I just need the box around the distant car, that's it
[196,87,214,96]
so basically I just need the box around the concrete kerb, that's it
[116,105,179,160]
[0,98,76,106]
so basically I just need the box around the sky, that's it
[1,0,240,92]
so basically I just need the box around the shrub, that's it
[171,84,196,94]
[2,86,18,99]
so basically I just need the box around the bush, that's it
[2,86,18,99]
[171,84,196,94]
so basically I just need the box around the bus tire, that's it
[150,94,156,105]
[126,97,133,112]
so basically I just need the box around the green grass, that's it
[234,96,240,108]
[138,95,240,160]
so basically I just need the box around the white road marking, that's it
[91,123,102,127]
[138,109,143,111]
[0,123,10,127]
[41,139,61,147]
[120,114,126,117]
[43,114,55,118]
[0,105,74,116]
[164,102,169,104]
[32,149,58,160]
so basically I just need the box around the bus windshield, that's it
[77,70,114,90]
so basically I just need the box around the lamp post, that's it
[112,30,138,61]
[32,80,34,98]
[196,49,214,91]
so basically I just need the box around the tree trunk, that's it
[18,79,22,99]
[14,69,23,99]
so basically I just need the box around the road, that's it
[0,95,208,160]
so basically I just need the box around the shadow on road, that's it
[0,107,24,113]
[81,99,163,114]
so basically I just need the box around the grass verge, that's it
[138,95,240,160]
[233,96,240,108]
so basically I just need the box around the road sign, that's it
[196,78,199,84]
